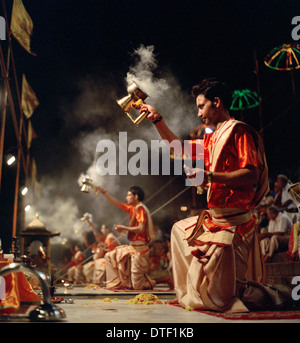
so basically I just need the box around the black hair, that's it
[267,205,279,214]
[191,78,232,111]
[277,174,288,185]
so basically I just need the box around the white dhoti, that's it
[260,235,289,258]
[67,265,85,283]
[105,242,156,290]
[93,258,106,284]
[83,261,94,283]
[171,210,264,312]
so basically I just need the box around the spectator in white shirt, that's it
[259,205,293,262]
[275,174,297,212]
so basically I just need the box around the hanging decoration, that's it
[264,43,300,71]
[264,43,300,96]
[230,89,261,111]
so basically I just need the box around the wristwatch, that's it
[153,116,163,125]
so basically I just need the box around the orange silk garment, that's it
[119,203,148,243]
[0,261,41,314]
[105,234,119,251]
[204,123,259,211]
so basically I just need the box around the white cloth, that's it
[93,258,106,284]
[82,261,95,282]
[105,243,155,290]
[171,215,253,312]
[281,183,297,210]
[3,254,14,262]
[268,212,293,234]
[260,213,293,258]
[67,265,85,283]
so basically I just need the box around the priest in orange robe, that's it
[96,185,173,290]
[140,78,269,312]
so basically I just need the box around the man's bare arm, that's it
[210,165,260,186]
[187,165,260,187]
[95,186,121,208]
[114,223,144,234]
[140,104,182,144]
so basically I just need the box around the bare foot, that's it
[154,274,174,290]
[166,297,179,305]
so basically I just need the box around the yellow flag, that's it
[22,74,39,119]
[10,0,36,55]
[27,120,37,148]
[31,157,37,181]
[31,158,40,199]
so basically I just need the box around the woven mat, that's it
[199,309,300,320]
[172,304,300,320]
[107,287,174,293]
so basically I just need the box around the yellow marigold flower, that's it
[185,306,195,312]
[126,293,164,305]
[101,298,112,303]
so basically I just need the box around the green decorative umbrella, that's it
[230,89,261,122]
[230,89,261,111]
[264,43,300,95]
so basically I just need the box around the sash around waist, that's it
[184,208,252,244]
[210,208,252,226]
[129,241,149,254]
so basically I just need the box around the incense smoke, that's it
[126,44,196,136]
[25,44,197,259]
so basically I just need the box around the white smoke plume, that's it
[125,44,196,136]
[25,44,197,256]
[25,181,86,245]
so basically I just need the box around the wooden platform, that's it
[265,252,300,287]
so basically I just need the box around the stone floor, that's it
[51,284,226,323]
[2,283,299,325]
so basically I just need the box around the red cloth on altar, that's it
[0,261,41,314]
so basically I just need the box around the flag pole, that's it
[5,0,39,232]
[253,49,264,141]
[3,0,28,166]
[0,46,10,193]
[0,43,23,240]
[1,0,26,241]
[3,0,33,236]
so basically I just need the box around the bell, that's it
[127,81,148,99]
[80,176,96,194]
[80,183,90,193]
[116,81,149,126]
[80,212,92,223]
[116,94,134,113]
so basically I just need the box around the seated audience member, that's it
[259,205,293,262]
[275,174,297,212]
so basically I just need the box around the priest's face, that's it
[196,94,219,128]
[126,191,138,205]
